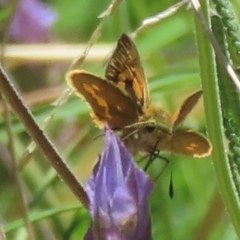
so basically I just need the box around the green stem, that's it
[193,0,240,238]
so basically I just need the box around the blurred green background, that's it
[1,0,240,239]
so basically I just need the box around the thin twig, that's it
[132,0,188,38]
[0,65,89,209]
[11,0,124,174]
[69,0,123,69]
[98,0,122,18]
[3,101,36,240]
[17,88,69,171]
[1,2,36,236]
[68,23,103,70]
[0,0,19,65]
[190,0,240,91]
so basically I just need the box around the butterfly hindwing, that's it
[157,129,212,157]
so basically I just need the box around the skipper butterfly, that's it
[67,34,212,159]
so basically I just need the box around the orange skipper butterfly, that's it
[67,34,212,159]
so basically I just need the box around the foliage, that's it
[0,0,240,239]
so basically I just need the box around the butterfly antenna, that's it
[124,120,156,129]
[169,164,174,199]
[121,128,138,141]
[168,128,175,198]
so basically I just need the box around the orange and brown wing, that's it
[105,34,149,114]
[172,90,203,129]
[67,70,139,129]
[158,129,212,157]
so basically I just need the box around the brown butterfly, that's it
[67,34,212,159]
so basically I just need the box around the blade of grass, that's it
[193,0,240,238]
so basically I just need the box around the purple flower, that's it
[85,126,153,240]
[9,0,57,42]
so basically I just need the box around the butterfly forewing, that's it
[105,34,149,114]
[172,90,203,129]
[67,70,139,129]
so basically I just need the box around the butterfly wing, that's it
[157,129,212,157]
[67,70,139,129]
[172,90,203,129]
[105,34,149,114]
